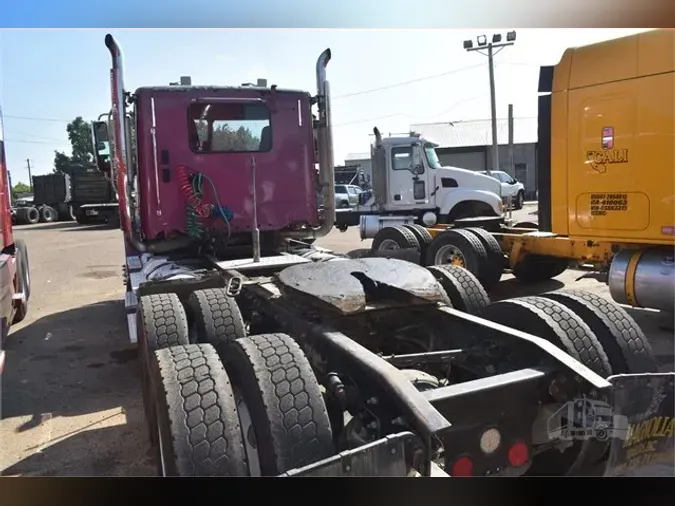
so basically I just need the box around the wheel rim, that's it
[435,244,465,267]
[378,239,401,251]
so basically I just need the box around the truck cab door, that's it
[387,143,430,208]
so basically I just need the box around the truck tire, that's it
[515,191,525,210]
[463,227,504,292]
[39,206,57,223]
[540,289,657,374]
[151,343,249,476]
[371,226,421,254]
[402,225,433,265]
[74,209,90,225]
[16,206,39,225]
[425,229,490,288]
[480,296,612,476]
[222,333,334,476]
[511,254,568,283]
[54,203,73,221]
[137,293,190,447]
[427,264,490,315]
[12,239,30,324]
[186,288,246,349]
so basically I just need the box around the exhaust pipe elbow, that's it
[373,127,382,147]
[105,34,122,68]
[315,48,332,94]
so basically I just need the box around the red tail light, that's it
[450,456,474,476]
[507,441,529,467]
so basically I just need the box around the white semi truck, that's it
[335,128,505,238]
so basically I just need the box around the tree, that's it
[10,182,31,202]
[195,121,262,152]
[53,116,96,174]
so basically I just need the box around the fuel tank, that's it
[608,248,675,311]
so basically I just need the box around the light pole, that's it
[463,31,516,176]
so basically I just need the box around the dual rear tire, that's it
[136,289,334,476]
[478,290,657,476]
[371,225,505,292]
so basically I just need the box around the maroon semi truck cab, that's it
[133,87,321,240]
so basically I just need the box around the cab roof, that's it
[133,85,311,96]
[553,29,675,92]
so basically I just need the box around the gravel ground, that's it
[1,208,672,476]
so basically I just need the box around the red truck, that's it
[0,107,32,419]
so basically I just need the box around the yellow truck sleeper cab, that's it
[534,29,675,311]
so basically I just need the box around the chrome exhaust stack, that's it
[104,34,188,254]
[312,48,335,238]
[105,34,133,237]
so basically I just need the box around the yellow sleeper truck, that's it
[495,29,674,312]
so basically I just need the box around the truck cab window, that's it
[391,147,413,170]
[423,143,442,169]
[188,102,272,153]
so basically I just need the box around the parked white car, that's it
[335,184,362,208]
[480,170,525,209]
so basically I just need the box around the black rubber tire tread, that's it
[513,221,538,229]
[480,295,612,377]
[223,333,334,475]
[427,264,490,315]
[540,289,657,374]
[12,239,29,324]
[151,343,249,476]
[39,206,57,223]
[425,229,489,286]
[138,293,190,447]
[512,254,568,283]
[186,288,246,348]
[55,203,72,221]
[463,227,504,291]
[479,296,612,475]
[371,226,421,252]
[75,212,90,225]
[16,207,39,225]
[515,191,525,210]
[402,224,434,264]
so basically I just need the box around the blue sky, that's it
[0,28,649,185]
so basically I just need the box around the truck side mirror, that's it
[90,121,111,173]
[411,145,422,170]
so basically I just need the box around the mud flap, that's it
[279,432,417,477]
[604,373,674,477]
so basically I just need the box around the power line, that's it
[333,95,487,128]
[333,63,486,99]
[7,129,68,143]
[5,138,70,146]
[3,114,70,122]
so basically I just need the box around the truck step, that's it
[126,313,138,344]
[125,291,138,313]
